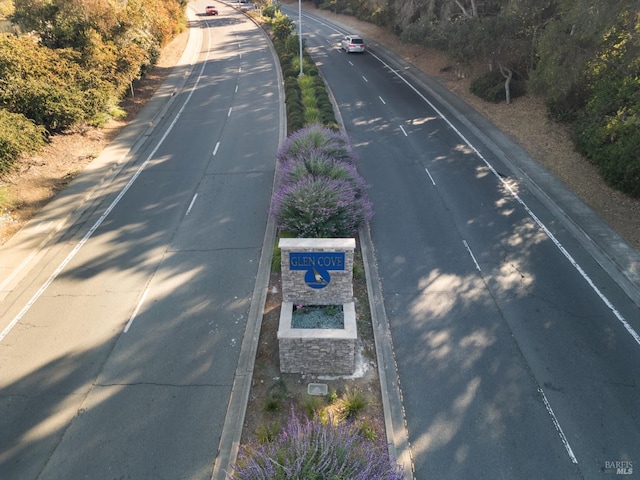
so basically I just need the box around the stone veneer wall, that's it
[279,238,355,305]
[278,302,357,375]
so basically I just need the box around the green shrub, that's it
[0,36,113,132]
[470,69,507,103]
[287,112,305,134]
[261,3,277,18]
[263,379,289,412]
[0,109,46,173]
[284,33,304,55]
[270,11,294,41]
[353,259,365,282]
[575,111,640,198]
[336,387,369,421]
[304,395,325,418]
[255,422,281,444]
[470,69,526,104]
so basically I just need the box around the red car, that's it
[205,5,219,15]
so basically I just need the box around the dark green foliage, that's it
[284,33,304,56]
[470,69,526,104]
[1,0,185,164]
[571,6,640,198]
[263,379,289,412]
[0,109,46,173]
[302,51,318,76]
[470,70,506,103]
[287,112,306,133]
[545,83,588,124]
[574,78,640,197]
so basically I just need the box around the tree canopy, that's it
[0,0,185,170]
[315,0,640,197]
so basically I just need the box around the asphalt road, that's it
[284,6,640,479]
[0,4,282,479]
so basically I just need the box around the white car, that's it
[341,35,365,53]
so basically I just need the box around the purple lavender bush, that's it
[272,125,372,238]
[230,409,404,480]
[280,149,369,200]
[271,177,372,237]
[277,123,357,165]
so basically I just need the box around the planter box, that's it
[277,301,357,375]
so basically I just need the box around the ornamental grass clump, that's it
[230,409,404,480]
[277,123,356,165]
[271,177,372,237]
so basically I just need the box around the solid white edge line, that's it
[463,240,481,272]
[538,387,579,464]
[186,193,198,216]
[424,167,435,186]
[367,49,639,347]
[124,287,150,333]
[290,11,629,469]
[0,30,213,344]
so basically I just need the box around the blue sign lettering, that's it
[289,252,345,289]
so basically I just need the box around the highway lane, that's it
[286,7,640,479]
[0,4,281,479]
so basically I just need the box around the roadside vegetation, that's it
[259,4,371,238]
[307,0,640,198]
[271,124,372,237]
[0,0,186,174]
[232,408,403,480]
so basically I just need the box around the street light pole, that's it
[298,0,303,76]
